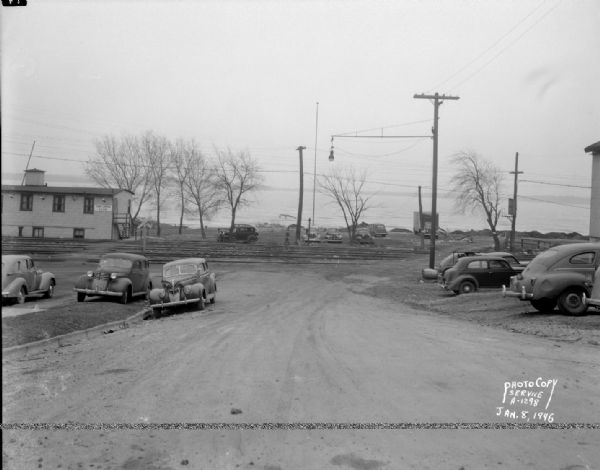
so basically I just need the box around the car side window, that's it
[570,252,595,265]
[467,260,486,269]
[489,260,507,269]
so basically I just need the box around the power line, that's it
[519,195,588,210]
[430,0,550,91]
[521,179,591,189]
[449,0,562,91]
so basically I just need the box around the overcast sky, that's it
[2,0,599,232]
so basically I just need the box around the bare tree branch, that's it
[213,148,263,232]
[318,165,372,241]
[450,150,504,249]
[85,134,153,221]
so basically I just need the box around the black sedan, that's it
[440,256,520,294]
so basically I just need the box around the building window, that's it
[73,228,85,239]
[83,196,94,214]
[53,195,66,212]
[32,227,44,238]
[20,194,33,211]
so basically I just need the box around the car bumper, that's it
[583,294,600,307]
[150,298,200,309]
[502,285,533,300]
[74,288,123,298]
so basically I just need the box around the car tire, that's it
[557,288,587,316]
[458,280,476,294]
[44,281,55,299]
[530,298,557,313]
[77,292,86,302]
[120,288,130,305]
[17,287,26,304]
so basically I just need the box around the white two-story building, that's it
[1,169,134,240]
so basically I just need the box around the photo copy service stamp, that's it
[497,377,558,423]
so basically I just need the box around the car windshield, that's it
[164,264,197,278]
[99,258,132,270]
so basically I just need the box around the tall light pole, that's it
[296,146,306,245]
[414,92,459,269]
[312,102,319,226]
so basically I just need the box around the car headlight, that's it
[159,291,165,299]
[110,273,117,280]
[183,285,192,295]
[87,271,93,277]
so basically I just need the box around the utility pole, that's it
[509,152,523,251]
[418,185,425,250]
[296,146,306,245]
[414,92,459,268]
[312,102,319,226]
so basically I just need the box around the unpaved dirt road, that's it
[3,263,599,469]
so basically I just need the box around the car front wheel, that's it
[458,280,476,294]
[77,292,86,302]
[557,288,587,316]
[17,287,26,304]
[120,288,130,305]
[44,281,55,299]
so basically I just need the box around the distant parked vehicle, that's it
[303,229,321,244]
[369,223,387,238]
[503,242,600,315]
[74,252,151,304]
[440,255,520,294]
[353,228,375,245]
[324,228,343,243]
[2,255,56,305]
[217,224,258,243]
[148,258,216,312]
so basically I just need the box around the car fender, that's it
[38,272,55,290]
[110,278,132,293]
[187,282,204,298]
[148,287,165,304]
[532,272,592,299]
[4,277,27,296]
[208,273,216,292]
[448,275,479,291]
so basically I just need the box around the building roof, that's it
[584,141,600,154]
[1,185,134,196]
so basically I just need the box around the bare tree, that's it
[170,139,191,235]
[213,148,263,232]
[140,131,172,237]
[319,165,372,242]
[85,134,153,221]
[450,150,504,250]
[179,140,220,238]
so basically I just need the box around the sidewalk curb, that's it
[2,308,150,359]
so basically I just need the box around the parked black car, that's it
[217,224,258,242]
[440,255,520,294]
